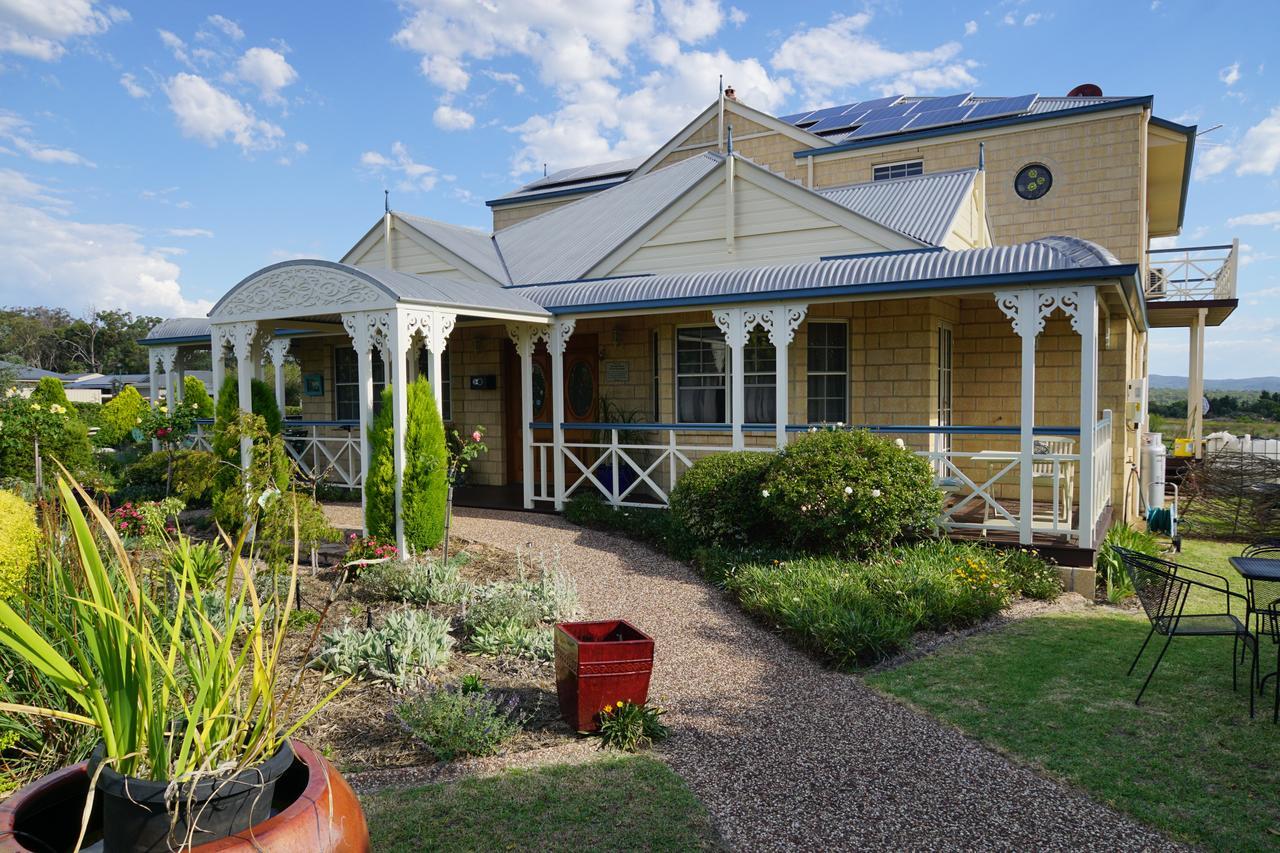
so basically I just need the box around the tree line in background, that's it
[0,307,172,375]
[1148,389,1280,423]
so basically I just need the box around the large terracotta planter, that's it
[0,740,369,852]
[554,619,655,732]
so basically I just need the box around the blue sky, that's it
[0,0,1276,378]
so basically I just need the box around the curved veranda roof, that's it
[514,236,1135,314]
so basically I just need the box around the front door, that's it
[504,335,598,488]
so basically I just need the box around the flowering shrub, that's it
[669,451,772,547]
[0,388,93,482]
[345,533,398,564]
[447,425,489,486]
[761,429,941,556]
[110,497,184,546]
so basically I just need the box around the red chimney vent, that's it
[1067,83,1103,97]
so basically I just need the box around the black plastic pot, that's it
[87,740,294,853]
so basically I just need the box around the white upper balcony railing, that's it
[1145,239,1238,302]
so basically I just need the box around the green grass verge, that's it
[867,610,1280,850]
[360,755,722,851]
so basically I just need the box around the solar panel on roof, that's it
[806,109,871,135]
[778,111,815,125]
[845,115,916,139]
[916,92,972,111]
[964,94,1037,121]
[905,105,976,131]
[853,103,914,125]
[850,94,903,111]
[794,103,857,126]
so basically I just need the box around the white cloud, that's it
[158,29,192,67]
[1219,61,1240,86]
[1023,13,1042,26]
[771,13,976,100]
[728,6,746,25]
[0,0,127,61]
[0,111,94,166]
[205,14,243,41]
[433,103,475,131]
[1194,107,1280,179]
[964,20,978,36]
[165,227,214,238]
[660,0,725,43]
[119,71,149,98]
[1227,211,1280,229]
[235,46,297,105]
[164,73,284,152]
[360,141,438,192]
[482,69,524,94]
[0,170,211,315]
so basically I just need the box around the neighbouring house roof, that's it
[816,169,978,246]
[512,237,1132,314]
[143,316,217,344]
[0,359,66,382]
[493,152,725,284]
[392,213,510,283]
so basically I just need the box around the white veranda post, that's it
[389,311,409,554]
[551,317,576,510]
[763,304,807,448]
[1075,288,1099,548]
[713,308,750,451]
[341,310,388,537]
[507,324,548,510]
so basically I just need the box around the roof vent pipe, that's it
[978,141,985,171]
[724,84,737,101]
[1067,83,1103,97]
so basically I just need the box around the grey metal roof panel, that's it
[500,156,646,198]
[817,169,978,246]
[495,152,724,284]
[516,237,1124,313]
[0,360,66,381]
[393,214,508,283]
[368,266,549,316]
[142,317,213,342]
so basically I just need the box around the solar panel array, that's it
[785,92,1051,143]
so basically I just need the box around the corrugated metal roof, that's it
[393,214,508,283]
[495,152,723,284]
[0,359,66,381]
[495,156,647,202]
[515,237,1124,313]
[370,266,549,316]
[1028,96,1129,114]
[143,317,213,342]
[817,169,977,246]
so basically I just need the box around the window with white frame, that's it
[415,348,452,420]
[743,329,775,423]
[334,346,385,421]
[936,325,954,465]
[676,326,726,423]
[873,160,923,181]
[807,322,848,423]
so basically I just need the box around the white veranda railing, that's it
[532,421,1108,544]
[188,420,363,489]
[1145,242,1238,302]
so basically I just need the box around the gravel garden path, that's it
[449,507,1174,852]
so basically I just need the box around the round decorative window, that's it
[568,360,595,418]
[531,364,547,415]
[1015,163,1052,200]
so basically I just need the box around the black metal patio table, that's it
[1230,555,1280,693]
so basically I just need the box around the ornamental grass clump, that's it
[0,467,349,784]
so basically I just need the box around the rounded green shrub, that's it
[0,393,93,482]
[0,490,37,598]
[29,377,68,407]
[761,429,941,556]
[183,377,215,418]
[669,451,772,547]
[365,378,448,551]
[98,385,147,446]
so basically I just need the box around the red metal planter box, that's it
[554,619,654,732]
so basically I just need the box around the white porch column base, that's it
[762,304,807,448]
[551,317,575,510]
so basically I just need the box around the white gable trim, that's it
[587,155,924,277]
[630,98,831,179]
[340,215,504,284]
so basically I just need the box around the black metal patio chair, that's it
[1112,545,1257,713]
[1241,541,1280,723]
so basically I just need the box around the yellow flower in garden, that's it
[29,403,41,411]
[603,704,612,714]
[49,403,65,414]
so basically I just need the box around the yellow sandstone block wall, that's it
[447,325,507,486]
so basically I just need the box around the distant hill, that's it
[1149,375,1280,392]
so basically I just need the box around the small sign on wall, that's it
[604,360,630,383]
[303,374,324,396]
[470,374,498,390]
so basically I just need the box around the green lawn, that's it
[360,754,722,852]
[868,609,1280,851]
